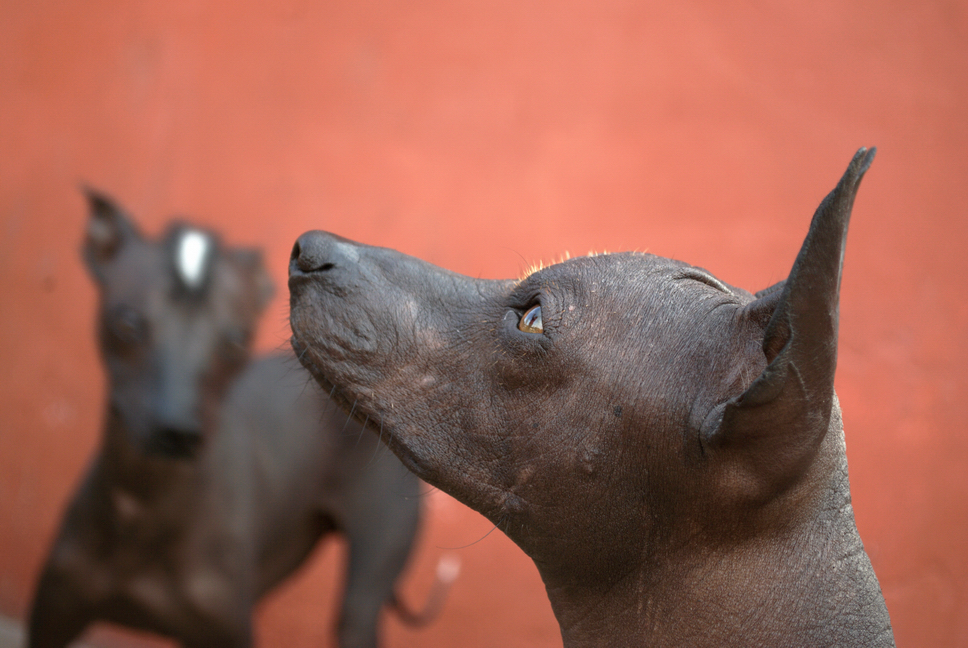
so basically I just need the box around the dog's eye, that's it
[220,329,251,362]
[109,306,147,345]
[518,305,543,334]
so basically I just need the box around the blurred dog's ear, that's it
[81,186,143,281]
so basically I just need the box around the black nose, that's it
[290,230,338,275]
[150,426,203,458]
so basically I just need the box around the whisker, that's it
[416,484,439,499]
[341,400,358,433]
[355,415,369,447]
[437,514,509,550]
[366,418,386,466]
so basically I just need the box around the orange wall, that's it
[2,1,967,646]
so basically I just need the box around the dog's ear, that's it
[700,148,875,497]
[231,247,275,314]
[82,186,143,280]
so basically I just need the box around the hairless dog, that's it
[27,190,455,648]
[288,148,894,647]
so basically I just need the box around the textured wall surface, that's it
[2,1,967,646]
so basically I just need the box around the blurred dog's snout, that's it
[290,231,338,275]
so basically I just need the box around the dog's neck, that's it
[536,423,893,648]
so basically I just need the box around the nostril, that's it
[292,231,338,274]
[295,255,334,273]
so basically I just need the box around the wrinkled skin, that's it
[289,149,895,647]
[28,191,424,648]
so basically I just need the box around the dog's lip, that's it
[290,336,380,430]
[287,271,312,287]
[290,339,336,405]
[289,336,333,385]
[287,269,327,293]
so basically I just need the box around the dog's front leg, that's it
[26,555,98,648]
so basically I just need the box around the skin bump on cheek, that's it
[416,328,448,350]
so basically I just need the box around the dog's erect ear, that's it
[231,247,275,314]
[700,148,876,496]
[82,186,143,280]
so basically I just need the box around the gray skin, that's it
[27,190,426,648]
[288,148,895,647]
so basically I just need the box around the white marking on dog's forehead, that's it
[175,229,212,289]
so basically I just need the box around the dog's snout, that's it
[291,231,340,275]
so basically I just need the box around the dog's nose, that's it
[290,231,338,275]
[151,425,203,458]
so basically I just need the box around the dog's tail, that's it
[388,554,461,627]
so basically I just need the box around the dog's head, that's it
[83,190,273,458]
[288,149,875,592]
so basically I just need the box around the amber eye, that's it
[518,305,543,334]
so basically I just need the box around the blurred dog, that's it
[288,149,893,647]
[28,190,455,648]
